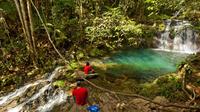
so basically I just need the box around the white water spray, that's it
[36,90,68,112]
[156,20,199,53]
[0,66,67,112]
[8,84,51,112]
[0,80,45,106]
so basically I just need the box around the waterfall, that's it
[0,66,68,112]
[0,80,45,106]
[7,84,51,112]
[156,20,199,53]
[36,90,67,112]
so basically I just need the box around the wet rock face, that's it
[156,19,199,53]
[0,81,48,111]
[2,83,67,112]
[0,67,69,112]
[47,66,67,81]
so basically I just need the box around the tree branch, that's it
[75,71,200,109]
[30,0,68,64]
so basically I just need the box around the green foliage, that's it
[50,0,78,47]
[145,0,183,19]
[118,0,136,15]
[1,0,200,97]
[85,8,142,49]
[139,75,187,102]
[0,74,23,87]
[0,0,17,20]
[76,51,85,59]
[53,80,65,88]
[89,47,104,57]
[0,38,29,72]
[144,0,200,21]
[67,60,79,70]
[52,0,75,19]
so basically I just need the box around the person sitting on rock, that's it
[83,62,95,76]
[72,81,89,111]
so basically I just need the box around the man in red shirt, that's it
[72,81,88,106]
[83,62,95,76]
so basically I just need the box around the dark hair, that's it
[86,62,90,66]
[76,81,81,86]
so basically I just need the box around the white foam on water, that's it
[152,48,197,54]
[2,66,66,112]
[8,84,51,112]
[47,66,64,81]
[0,80,45,106]
[156,20,199,53]
[36,90,68,112]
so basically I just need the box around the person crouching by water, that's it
[71,81,89,112]
[84,62,95,76]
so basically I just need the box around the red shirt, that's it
[84,65,93,75]
[72,87,88,106]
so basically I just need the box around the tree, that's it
[85,8,142,49]
[14,0,38,67]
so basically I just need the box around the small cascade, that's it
[36,90,67,112]
[0,66,68,112]
[0,80,45,106]
[7,84,51,112]
[47,66,64,81]
[156,20,199,53]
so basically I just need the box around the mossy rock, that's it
[138,74,185,101]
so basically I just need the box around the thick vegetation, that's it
[0,0,200,97]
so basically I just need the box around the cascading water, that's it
[0,80,45,106]
[156,20,199,53]
[36,90,67,112]
[105,20,199,80]
[0,66,68,112]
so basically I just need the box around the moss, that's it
[138,74,186,102]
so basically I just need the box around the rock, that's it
[49,66,67,81]
[150,96,169,110]
[27,68,39,77]
[150,96,183,112]
[153,96,169,104]
[0,100,17,112]
[130,98,151,112]
[194,72,200,77]
[186,83,200,96]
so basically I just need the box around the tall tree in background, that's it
[13,0,38,68]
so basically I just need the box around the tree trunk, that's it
[14,0,38,68]
[13,0,29,45]
[27,0,38,67]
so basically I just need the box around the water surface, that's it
[105,49,189,80]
